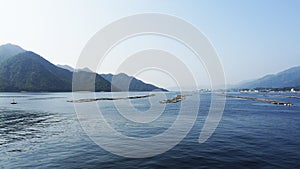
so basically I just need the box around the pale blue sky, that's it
[0,0,299,88]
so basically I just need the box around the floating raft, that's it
[285,96,300,99]
[68,94,155,103]
[226,95,292,106]
[160,95,186,104]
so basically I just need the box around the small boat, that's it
[11,99,17,104]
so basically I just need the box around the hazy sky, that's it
[0,0,299,88]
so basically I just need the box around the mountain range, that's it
[0,43,167,92]
[57,65,167,91]
[238,66,300,89]
[101,73,166,91]
[1,43,299,91]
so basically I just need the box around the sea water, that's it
[0,92,299,168]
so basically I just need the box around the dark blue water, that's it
[0,92,300,168]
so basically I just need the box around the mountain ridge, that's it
[0,51,114,92]
[238,66,300,89]
[101,73,168,92]
[0,43,26,65]
[57,65,167,92]
[0,43,167,92]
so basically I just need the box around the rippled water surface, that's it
[0,92,300,168]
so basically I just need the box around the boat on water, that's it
[10,99,17,104]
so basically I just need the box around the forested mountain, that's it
[0,51,113,92]
[0,44,167,92]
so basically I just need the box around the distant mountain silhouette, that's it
[0,43,167,92]
[239,66,300,89]
[58,65,167,91]
[57,64,93,73]
[56,64,74,72]
[101,73,167,91]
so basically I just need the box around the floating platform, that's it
[159,95,186,104]
[68,94,155,103]
[226,95,292,106]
